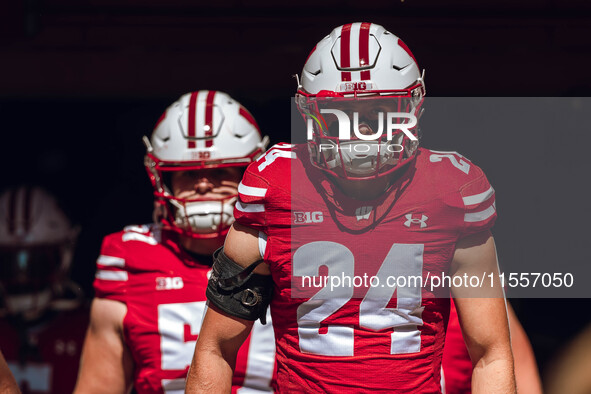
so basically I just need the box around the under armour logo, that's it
[355,206,373,221]
[404,214,428,228]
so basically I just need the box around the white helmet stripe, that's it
[187,91,199,149]
[195,90,206,149]
[348,23,364,83]
[340,22,373,82]
[349,22,361,71]
[359,22,372,80]
[204,90,216,148]
[194,90,216,149]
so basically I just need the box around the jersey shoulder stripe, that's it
[93,224,159,302]
[457,164,497,233]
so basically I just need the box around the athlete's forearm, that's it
[471,350,516,394]
[508,304,543,394]
[186,304,253,393]
[186,347,233,393]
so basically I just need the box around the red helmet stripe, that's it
[204,90,216,148]
[153,110,167,130]
[187,91,198,149]
[8,188,16,235]
[340,23,352,82]
[304,44,317,66]
[398,38,420,69]
[239,107,261,136]
[359,22,371,80]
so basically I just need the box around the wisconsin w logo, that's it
[355,206,373,221]
[404,214,428,228]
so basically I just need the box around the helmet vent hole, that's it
[311,69,321,76]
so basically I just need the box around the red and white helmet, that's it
[0,186,79,318]
[144,90,269,239]
[296,22,426,179]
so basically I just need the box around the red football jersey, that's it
[0,308,89,394]
[235,144,496,393]
[442,299,473,394]
[93,224,276,394]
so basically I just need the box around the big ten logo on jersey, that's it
[156,277,184,290]
[293,211,323,224]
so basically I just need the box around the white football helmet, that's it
[296,22,426,179]
[144,90,269,239]
[0,186,80,318]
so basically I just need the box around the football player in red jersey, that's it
[187,23,516,393]
[74,91,275,394]
[0,186,88,394]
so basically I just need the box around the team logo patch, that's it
[404,214,428,228]
[355,206,373,221]
[155,277,184,290]
[293,211,324,224]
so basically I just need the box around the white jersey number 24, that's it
[294,241,424,357]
